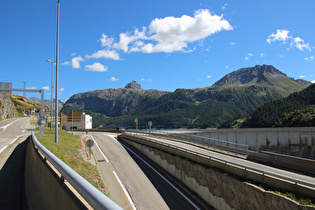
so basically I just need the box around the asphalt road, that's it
[88,132,208,210]
[0,117,34,169]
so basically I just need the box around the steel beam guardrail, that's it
[31,132,122,210]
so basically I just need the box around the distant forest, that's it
[241,84,315,128]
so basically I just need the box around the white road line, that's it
[113,171,137,210]
[89,135,109,162]
[0,119,21,133]
[120,142,201,210]
[10,134,28,144]
[0,146,8,154]
[90,134,136,209]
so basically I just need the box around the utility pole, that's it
[23,81,27,97]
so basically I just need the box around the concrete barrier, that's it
[195,127,315,158]
[0,137,86,209]
[118,134,315,209]
[24,136,87,209]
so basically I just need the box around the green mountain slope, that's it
[61,65,311,129]
[241,83,315,128]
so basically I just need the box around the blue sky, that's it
[1,0,314,100]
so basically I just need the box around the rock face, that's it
[124,81,143,90]
[0,94,16,119]
[62,81,168,117]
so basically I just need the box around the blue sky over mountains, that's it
[1,0,314,99]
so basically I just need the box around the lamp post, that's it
[55,0,60,143]
[47,59,55,129]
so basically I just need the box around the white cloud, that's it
[71,55,84,69]
[42,86,49,90]
[206,75,211,79]
[59,88,64,91]
[26,87,36,90]
[305,56,314,61]
[267,29,312,52]
[260,53,264,57]
[113,28,147,52]
[221,3,228,10]
[99,34,114,47]
[225,66,229,69]
[140,78,152,82]
[86,49,120,60]
[105,9,232,54]
[109,76,119,81]
[311,80,315,84]
[145,9,232,53]
[245,53,253,60]
[85,63,108,72]
[291,37,311,51]
[267,29,290,44]
[298,75,305,78]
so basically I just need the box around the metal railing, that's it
[123,132,315,190]
[127,130,249,152]
[31,132,122,210]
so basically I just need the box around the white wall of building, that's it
[62,112,92,130]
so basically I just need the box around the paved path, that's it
[79,131,170,210]
[0,117,34,169]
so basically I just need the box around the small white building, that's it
[62,112,92,131]
[82,112,92,129]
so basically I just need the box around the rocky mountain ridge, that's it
[29,97,67,107]
[61,65,311,128]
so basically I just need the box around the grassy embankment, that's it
[33,123,106,195]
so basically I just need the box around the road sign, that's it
[37,117,47,126]
[86,139,94,148]
[148,121,152,129]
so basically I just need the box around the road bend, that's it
[89,132,208,210]
[0,117,34,169]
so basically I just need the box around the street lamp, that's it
[55,0,60,143]
[47,59,55,129]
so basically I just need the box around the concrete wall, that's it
[119,135,315,210]
[24,137,87,210]
[195,127,315,158]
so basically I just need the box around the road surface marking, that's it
[10,134,28,145]
[120,141,201,210]
[0,119,21,133]
[90,135,109,162]
[0,146,8,154]
[113,170,137,210]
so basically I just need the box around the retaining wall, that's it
[119,135,315,210]
[0,136,87,209]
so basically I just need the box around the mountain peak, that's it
[124,81,143,90]
[213,65,289,87]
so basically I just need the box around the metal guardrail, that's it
[127,130,249,151]
[31,132,122,210]
[123,132,315,190]
[169,133,249,150]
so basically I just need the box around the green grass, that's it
[35,128,106,195]
[256,184,315,206]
